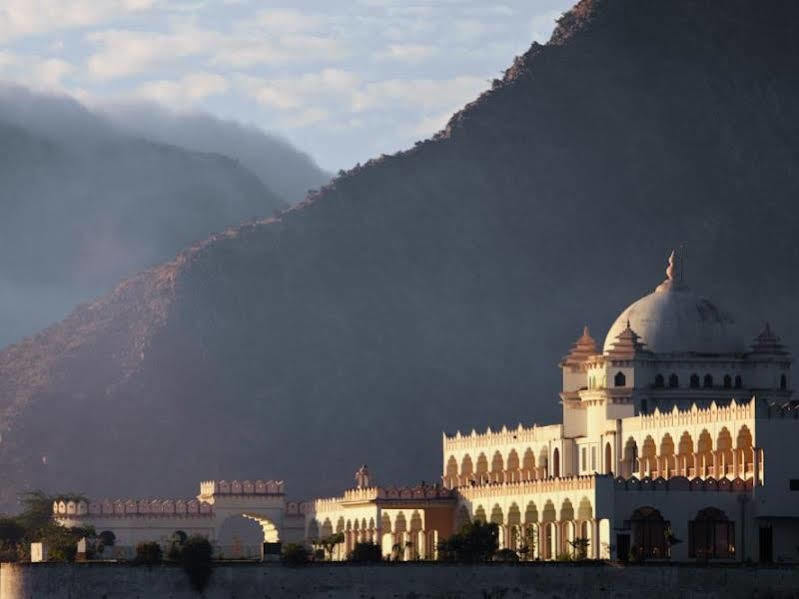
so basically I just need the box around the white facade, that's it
[438,251,798,562]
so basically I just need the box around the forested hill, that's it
[2,0,799,507]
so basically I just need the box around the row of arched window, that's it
[652,373,743,390]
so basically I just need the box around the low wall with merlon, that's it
[3,562,799,599]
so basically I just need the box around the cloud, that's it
[0,51,75,89]
[0,0,155,42]
[86,27,218,80]
[375,43,436,63]
[134,72,229,106]
[86,23,346,79]
[253,9,324,32]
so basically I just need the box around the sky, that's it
[0,0,575,171]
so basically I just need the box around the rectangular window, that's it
[789,479,799,491]
[591,447,597,471]
[581,448,587,471]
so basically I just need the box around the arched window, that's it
[723,375,732,389]
[690,374,700,388]
[552,448,560,478]
[640,398,648,414]
[669,373,679,388]
[614,371,626,387]
[630,507,669,559]
[780,374,787,391]
[689,508,734,559]
[734,375,742,389]
[605,442,613,475]
[654,374,664,388]
[703,374,713,388]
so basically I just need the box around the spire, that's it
[606,320,650,359]
[560,325,598,367]
[750,322,789,355]
[656,248,687,292]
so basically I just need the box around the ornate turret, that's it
[560,325,598,367]
[750,323,789,356]
[354,465,371,489]
[605,320,650,359]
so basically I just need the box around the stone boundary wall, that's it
[3,562,799,599]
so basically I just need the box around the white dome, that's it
[603,252,745,355]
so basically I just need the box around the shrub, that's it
[282,543,310,566]
[134,541,163,565]
[437,520,499,563]
[493,548,520,562]
[180,536,214,593]
[348,542,382,563]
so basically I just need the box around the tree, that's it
[437,520,499,563]
[315,532,344,561]
[348,542,382,563]
[134,541,163,565]
[518,525,538,561]
[180,536,214,593]
[493,548,520,562]
[281,543,310,566]
[568,537,590,560]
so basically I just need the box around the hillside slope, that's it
[2,0,799,505]
[0,87,288,347]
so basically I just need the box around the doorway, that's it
[759,525,773,563]
[616,533,630,562]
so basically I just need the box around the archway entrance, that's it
[216,514,271,559]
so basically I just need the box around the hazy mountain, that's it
[0,86,297,347]
[2,0,799,507]
[100,103,331,205]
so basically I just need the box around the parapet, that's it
[52,497,214,518]
[198,479,285,497]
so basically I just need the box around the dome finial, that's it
[666,249,676,281]
[656,248,685,292]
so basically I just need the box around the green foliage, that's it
[517,525,538,561]
[180,536,214,593]
[134,541,163,565]
[347,541,382,563]
[437,520,499,563]
[167,530,188,561]
[281,543,310,567]
[493,548,520,562]
[555,551,573,562]
[314,532,345,561]
[568,537,590,560]
[0,518,24,546]
[98,530,116,548]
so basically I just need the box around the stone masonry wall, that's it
[2,562,799,599]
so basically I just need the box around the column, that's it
[712,452,719,479]
[591,519,600,559]
[554,523,562,558]
[753,447,761,486]
[733,449,739,479]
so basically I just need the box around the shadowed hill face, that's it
[2,0,799,506]
[0,87,288,347]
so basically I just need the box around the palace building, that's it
[56,251,799,562]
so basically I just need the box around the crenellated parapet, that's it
[310,484,456,514]
[613,475,752,493]
[53,497,214,518]
[198,479,284,498]
[623,399,755,433]
[458,474,597,501]
[443,423,563,450]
